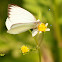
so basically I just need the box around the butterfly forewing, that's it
[8,4,36,24]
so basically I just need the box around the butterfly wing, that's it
[6,4,38,34]
[8,4,36,24]
[7,22,38,34]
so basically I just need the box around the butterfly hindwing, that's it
[7,22,38,34]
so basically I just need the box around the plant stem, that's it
[38,47,41,62]
[29,30,39,46]
[29,30,42,62]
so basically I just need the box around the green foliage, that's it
[0,0,62,62]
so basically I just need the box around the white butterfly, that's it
[6,4,40,34]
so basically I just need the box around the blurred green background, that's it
[0,0,62,62]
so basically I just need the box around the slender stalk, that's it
[33,36,39,46]
[39,32,44,46]
[29,30,42,62]
[38,47,41,62]
[29,30,39,46]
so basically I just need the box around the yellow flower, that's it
[21,45,29,53]
[38,23,47,32]
[32,21,50,37]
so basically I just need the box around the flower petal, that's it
[32,29,38,37]
[37,19,40,22]
[45,23,48,26]
[39,31,42,34]
[45,28,50,31]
